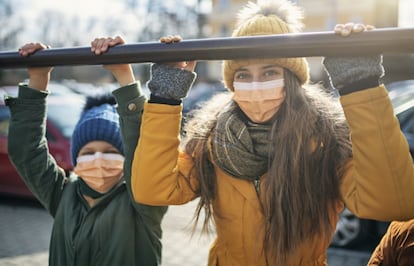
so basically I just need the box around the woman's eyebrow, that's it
[262,64,279,70]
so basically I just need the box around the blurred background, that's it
[1,1,414,265]
[1,0,414,86]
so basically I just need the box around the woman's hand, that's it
[159,35,197,72]
[90,36,135,86]
[146,35,197,101]
[323,23,383,94]
[333,22,375,37]
[18,42,53,91]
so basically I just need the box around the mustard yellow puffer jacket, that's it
[131,85,414,266]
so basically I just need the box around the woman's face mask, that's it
[233,79,286,123]
[74,152,125,194]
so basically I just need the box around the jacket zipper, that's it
[253,177,261,196]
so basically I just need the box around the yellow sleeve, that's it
[340,85,414,221]
[131,102,199,205]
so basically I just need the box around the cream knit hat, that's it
[223,0,310,90]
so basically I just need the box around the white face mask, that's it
[74,152,125,193]
[232,79,286,123]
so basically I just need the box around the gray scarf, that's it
[212,107,273,181]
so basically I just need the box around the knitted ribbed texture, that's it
[322,55,384,91]
[147,64,197,100]
[71,103,123,165]
[223,0,310,91]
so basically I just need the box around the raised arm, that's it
[91,36,168,219]
[131,36,200,205]
[323,23,414,220]
[7,43,67,214]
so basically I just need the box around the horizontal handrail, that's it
[1,27,414,68]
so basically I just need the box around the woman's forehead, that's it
[236,63,283,71]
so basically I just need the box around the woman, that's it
[7,37,167,265]
[131,1,414,265]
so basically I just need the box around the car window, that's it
[47,102,83,139]
[388,81,414,109]
[398,108,414,134]
[0,106,10,137]
[391,94,414,110]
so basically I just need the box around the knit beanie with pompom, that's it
[223,0,310,91]
[70,94,123,166]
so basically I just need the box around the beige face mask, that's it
[233,79,286,123]
[74,152,125,194]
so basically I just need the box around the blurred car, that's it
[182,81,228,115]
[0,85,84,198]
[330,80,414,250]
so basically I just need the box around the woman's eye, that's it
[235,72,250,81]
[264,70,278,77]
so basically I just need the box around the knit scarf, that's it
[212,107,273,181]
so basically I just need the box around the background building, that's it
[207,0,411,84]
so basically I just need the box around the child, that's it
[7,37,167,266]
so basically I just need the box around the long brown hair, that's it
[182,92,233,234]
[183,70,352,263]
[262,71,352,263]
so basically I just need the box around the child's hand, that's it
[18,42,53,91]
[91,36,135,86]
[91,35,125,55]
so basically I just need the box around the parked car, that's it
[0,85,84,198]
[330,80,414,250]
[182,81,227,115]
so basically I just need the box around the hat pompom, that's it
[234,0,304,36]
[223,0,310,90]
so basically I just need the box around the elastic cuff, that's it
[18,83,49,99]
[112,82,144,103]
[149,94,182,105]
[338,77,381,96]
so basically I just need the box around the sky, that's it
[9,0,414,48]
[26,0,210,18]
[11,0,211,47]
[398,0,414,27]
[22,0,414,26]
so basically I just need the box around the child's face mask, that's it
[233,79,285,123]
[74,152,125,194]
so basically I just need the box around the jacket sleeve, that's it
[131,102,199,205]
[112,83,168,222]
[340,85,414,221]
[368,219,414,265]
[7,85,67,216]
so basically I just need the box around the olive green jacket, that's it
[7,83,167,266]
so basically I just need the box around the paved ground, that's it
[0,196,371,266]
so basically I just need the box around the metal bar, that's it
[1,27,414,69]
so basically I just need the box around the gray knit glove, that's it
[322,55,384,94]
[147,63,197,100]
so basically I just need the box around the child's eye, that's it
[104,149,120,155]
[79,151,95,156]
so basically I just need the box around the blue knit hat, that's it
[71,102,123,166]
